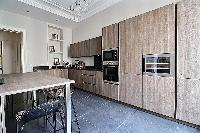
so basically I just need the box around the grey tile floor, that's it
[6,89,200,133]
[71,89,200,133]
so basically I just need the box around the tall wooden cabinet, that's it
[142,4,175,55]
[177,0,200,125]
[102,23,119,50]
[119,15,143,108]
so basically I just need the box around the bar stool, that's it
[16,100,65,133]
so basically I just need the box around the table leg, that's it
[33,90,37,107]
[0,96,6,133]
[65,84,71,133]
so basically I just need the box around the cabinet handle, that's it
[186,78,191,79]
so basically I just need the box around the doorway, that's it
[0,31,22,74]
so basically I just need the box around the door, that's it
[142,4,175,55]
[143,75,175,117]
[177,0,200,125]
[119,15,143,107]
[102,23,119,50]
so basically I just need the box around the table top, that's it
[0,72,74,96]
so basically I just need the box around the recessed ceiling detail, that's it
[17,0,122,22]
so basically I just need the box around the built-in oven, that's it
[103,61,118,82]
[143,53,175,77]
[103,48,118,62]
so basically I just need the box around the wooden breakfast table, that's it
[0,72,74,133]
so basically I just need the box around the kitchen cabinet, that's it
[119,14,143,107]
[119,74,142,108]
[68,69,102,94]
[177,78,200,125]
[68,69,82,88]
[142,4,175,55]
[177,0,200,79]
[176,0,200,125]
[119,15,143,75]
[70,36,102,58]
[102,23,119,50]
[143,75,175,117]
[82,70,96,92]
[90,36,102,56]
[102,81,119,100]
[95,71,103,95]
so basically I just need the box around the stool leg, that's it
[53,112,56,133]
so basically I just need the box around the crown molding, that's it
[17,0,122,22]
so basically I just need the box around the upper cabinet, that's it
[69,36,102,58]
[102,23,119,50]
[143,4,175,55]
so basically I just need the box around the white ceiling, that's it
[0,0,122,28]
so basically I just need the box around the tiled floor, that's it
[71,89,200,133]
[6,89,200,133]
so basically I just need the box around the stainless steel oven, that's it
[103,64,118,82]
[103,48,118,62]
[143,54,175,77]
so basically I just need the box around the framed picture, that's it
[54,58,60,65]
[49,46,55,52]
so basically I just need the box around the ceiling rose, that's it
[17,0,122,22]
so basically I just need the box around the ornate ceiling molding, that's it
[17,0,122,22]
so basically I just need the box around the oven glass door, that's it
[103,65,118,82]
[103,50,118,61]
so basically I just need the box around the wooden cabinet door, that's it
[96,71,103,95]
[143,4,175,55]
[102,23,119,50]
[59,69,68,78]
[96,36,102,55]
[177,0,200,79]
[119,15,143,75]
[90,36,102,56]
[177,78,200,125]
[119,74,142,108]
[143,75,175,117]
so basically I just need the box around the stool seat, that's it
[16,100,64,132]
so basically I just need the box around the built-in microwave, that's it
[143,54,175,77]
[103,48,118,62]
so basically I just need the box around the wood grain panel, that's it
[143,4,175,55]
[177,0,200,79]
[102,23,119,50]
[143,75,175,117]
[177,78,200,125]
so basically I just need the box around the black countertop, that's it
[33,66,102,72]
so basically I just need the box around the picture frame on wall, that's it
[54,58,60,65]
[49,46,55,53]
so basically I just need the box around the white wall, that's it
[73,0,176,42]
[0,10,72,72]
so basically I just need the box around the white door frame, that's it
[0,24,26,73]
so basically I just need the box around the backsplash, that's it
[71,57,94,66]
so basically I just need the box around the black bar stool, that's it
[16,100,65,133]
